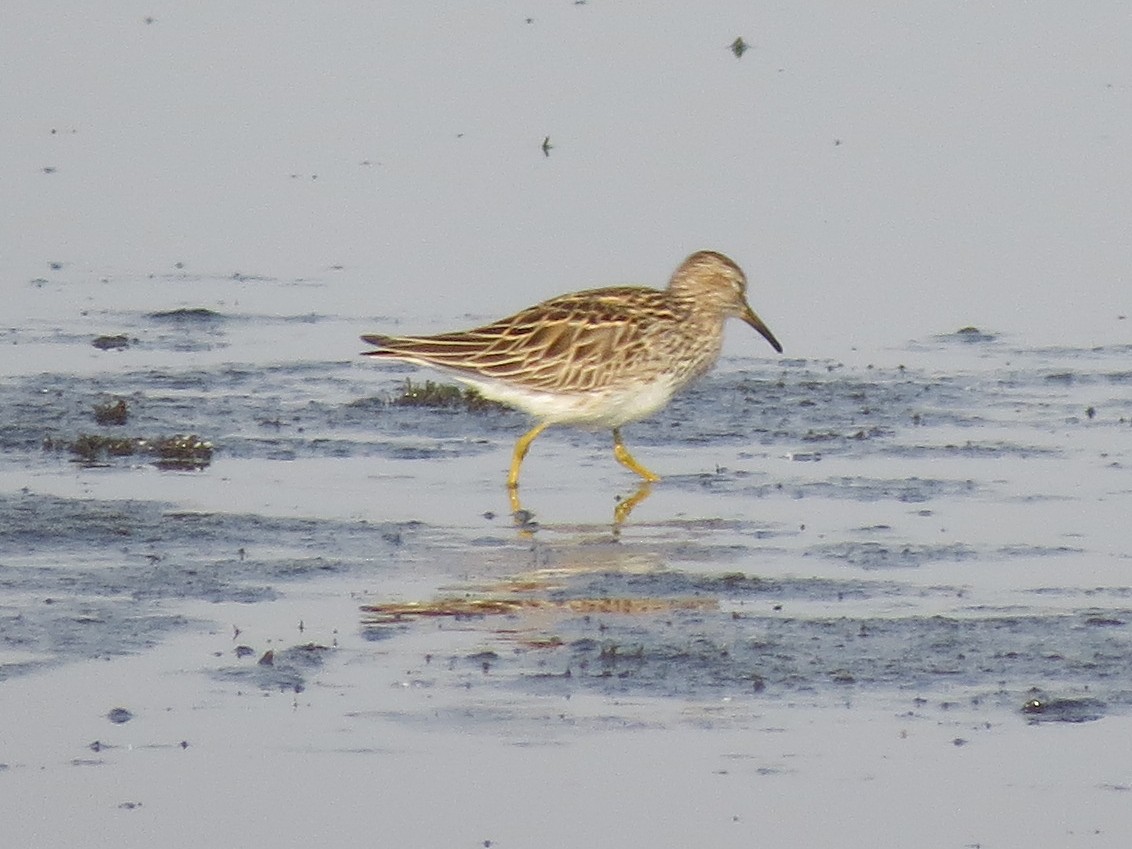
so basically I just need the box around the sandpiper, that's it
[362,250,782,489]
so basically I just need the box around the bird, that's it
[361,250,782,490]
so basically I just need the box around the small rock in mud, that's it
[1021,695,1106,723]
[107,707,133,724]
[92,334,131,350]
[950,326,997,343]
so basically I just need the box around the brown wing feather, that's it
[361,286,679,392]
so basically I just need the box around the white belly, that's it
[459,376,680,429]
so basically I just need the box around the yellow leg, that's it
[612,428,661,482]
[508,422,549,489]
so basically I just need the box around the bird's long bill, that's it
[740,305,783,353]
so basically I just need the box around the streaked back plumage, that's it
[362,250,781,428]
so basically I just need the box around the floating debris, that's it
[729,37,749,58]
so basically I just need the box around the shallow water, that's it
[3,289,1132,846]
[4,285,1130,711]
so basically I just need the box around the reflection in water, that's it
[508,480,655,536]
[613,481,654,527]
[360,526,708,641]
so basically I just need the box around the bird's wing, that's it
[362,287,674,392]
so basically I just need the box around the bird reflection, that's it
[508,480,655,537]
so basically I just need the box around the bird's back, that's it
[363,285,716,395]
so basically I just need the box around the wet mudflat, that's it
[2,288,1131,846]
[6,2,1132,844]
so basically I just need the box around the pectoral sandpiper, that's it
[362,250,782,489]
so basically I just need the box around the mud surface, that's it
[4,299,1130,721]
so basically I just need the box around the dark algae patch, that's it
[51,433,213,469]
[151,434,214,469]
[391,378,507,413]
[65,433,141,463]
[148,307,225,322]
[92,397,129,425]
